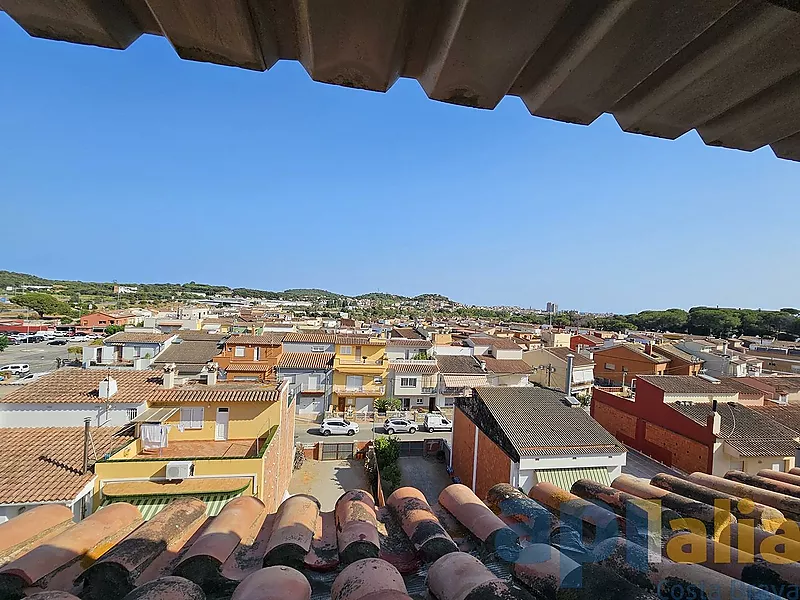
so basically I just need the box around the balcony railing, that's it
[388,359,437,365]
[333,384,386,396]
[337,357,385,365]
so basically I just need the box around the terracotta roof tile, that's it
[277,353,334,370]
[283,332,336,344]
[386,339,432,348]
[468,335,521,350]
[390,362,439,375]
[225,333,286,346]
[542,346,594,366]
[478,357,532,374]
[1,368,164,405]
[0,427,134,503]
[638,375,734,394]
[335,335,386,346]
[104,332,175,345]
[149,383,283,403]
[1,470,778,600]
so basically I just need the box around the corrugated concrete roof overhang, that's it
[4,0,800,161]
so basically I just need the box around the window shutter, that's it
[192,407,204,429]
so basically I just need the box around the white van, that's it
[0,364,30,375]
[423,413,452,432]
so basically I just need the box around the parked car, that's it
[9,371,49,385]
[69,335,90,342]
[423,413,452,432]
[383,418,417,434]
[48,339,68,345]
[319,418,359,436]
[0,364,30,375]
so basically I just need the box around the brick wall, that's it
[475,429,512,502]
[452,407,476,488]
[592,401,637,444]
[645,422,709,474]
[592,385,715,473]
[260,394,297,511]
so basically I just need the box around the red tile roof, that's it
[149,383,283,403]
[104,332,175,345]
[478,357,532,374]
[282,332,336,344]
[0,471,781,600]
[0,368,164,405]
[0,427,134,503]
[225,333,286,346]
[277,352,334,370]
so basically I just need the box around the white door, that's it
[215,407,229,440]
[307,374,321,391]
[346,375,362,391]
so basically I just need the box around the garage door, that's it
[322,442,354,460]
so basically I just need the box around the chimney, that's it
[206,361,218,385]
[99,376,118,400]
[82,417,91,474]
[645,342,653,356]
[163,363,177,389]
[565,353,574,396]
[478,360,487,372]
[707,400,721,436]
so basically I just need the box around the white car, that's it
[383,418,417,434]
[423,414,452,432]
[319,418,359,436]
[0,364,30,375]
[9,372,49,385]
[69,335,90,342]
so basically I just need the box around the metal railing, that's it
[333,384,386,396]
[336,357,385,365]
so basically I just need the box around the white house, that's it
[0,368,160,428]
[454,387,626,497]
[676,339,763,378]
[0,425,133,523]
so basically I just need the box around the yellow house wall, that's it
[334,343,386,362]
[147,401,281,441]
[94,456,264,505]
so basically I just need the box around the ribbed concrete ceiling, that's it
[3,0,800,161]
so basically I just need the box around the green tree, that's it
[0,335,8,352]
[104,324,125,335]
[374,435,400,468]
[13,293,75,318]
[374,397,401,412]
[687,308,741,337]
[67,346,84,360]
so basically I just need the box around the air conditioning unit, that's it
[311,345,325,352]
[166,460,193,481]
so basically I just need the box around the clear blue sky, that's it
[2,15,799,314]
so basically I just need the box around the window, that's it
[415,398,424,404]
[604,363,615,370]
[311,345,325,352]
[283,374,296,385]
[400,377,417,388]
[180,407,204,429]
[126,408,138,421]
[340,345,352,355]
[444,397,455,407]
[234,346,245,357]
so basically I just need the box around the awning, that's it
[101,491,245,520]
[100,477,252,520]
[533,467,611,492]
[132,407,179,423]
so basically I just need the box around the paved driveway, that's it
[288,459,370,512]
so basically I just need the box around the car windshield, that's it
[343,419,351,425]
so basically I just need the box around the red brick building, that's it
[591,375,799,475]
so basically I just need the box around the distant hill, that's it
[0,270,451,305]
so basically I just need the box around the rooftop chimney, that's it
[707,402,721,436]
[163,363,177,389]
[82,417,91,474]
[206,361,218,386]
[565,353,574,396]
[99,376,118,400]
